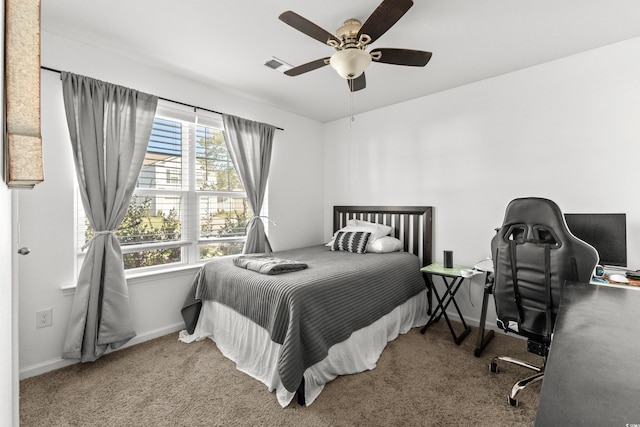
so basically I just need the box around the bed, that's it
[179,206,433,407]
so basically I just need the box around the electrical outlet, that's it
[36,308,53,329]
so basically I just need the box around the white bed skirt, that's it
[179,289,428,407]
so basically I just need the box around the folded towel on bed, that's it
[233,254,309,275]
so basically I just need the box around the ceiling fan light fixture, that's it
[329,49,371,79]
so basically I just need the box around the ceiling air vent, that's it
[264,57,292,73]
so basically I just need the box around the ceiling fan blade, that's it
[371,48,432,67]
[348,73,366,92]
[358,0,414,44]
[284,57,330,76]
[279,11,340,46]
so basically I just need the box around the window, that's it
[77,102,254,272]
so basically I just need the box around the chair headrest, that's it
[502,197,565,230]
[499,197,577,246]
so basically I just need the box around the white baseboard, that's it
[443,312,526,341]
[444,312,499,331]
[19,322,185,380]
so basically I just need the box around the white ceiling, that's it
[41,0,640,123]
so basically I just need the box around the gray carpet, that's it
[20,321,540,426]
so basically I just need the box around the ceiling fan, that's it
[278,0,432,92]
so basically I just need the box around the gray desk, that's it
[535,281,640,426]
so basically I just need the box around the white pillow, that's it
[326,220,393,250]
[345,219,392,240]
[368,236,403,253]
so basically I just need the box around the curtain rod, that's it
[41,65,284,131]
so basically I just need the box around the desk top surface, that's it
[535,281,640,426]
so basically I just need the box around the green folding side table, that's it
[420,262,472,345]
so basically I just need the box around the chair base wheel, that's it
[490,356,544,406]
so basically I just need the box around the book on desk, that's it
[590,271,640,290]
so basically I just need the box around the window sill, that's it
[61,263,205,297]
[126,263,204,283]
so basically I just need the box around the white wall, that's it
[324,37,640,326]
[17,32,324,377]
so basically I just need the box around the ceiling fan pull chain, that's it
[349,83,355,130]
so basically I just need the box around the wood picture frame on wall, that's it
[3,0,43,188]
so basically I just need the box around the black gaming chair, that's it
[488,197,598,406]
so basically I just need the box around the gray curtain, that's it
[222,114,275,254]
[61,72,158,361]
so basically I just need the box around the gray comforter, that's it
[181,245,426,393]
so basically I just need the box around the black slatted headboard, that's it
[333,206,433,267]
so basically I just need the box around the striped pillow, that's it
[330,231,372,254]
